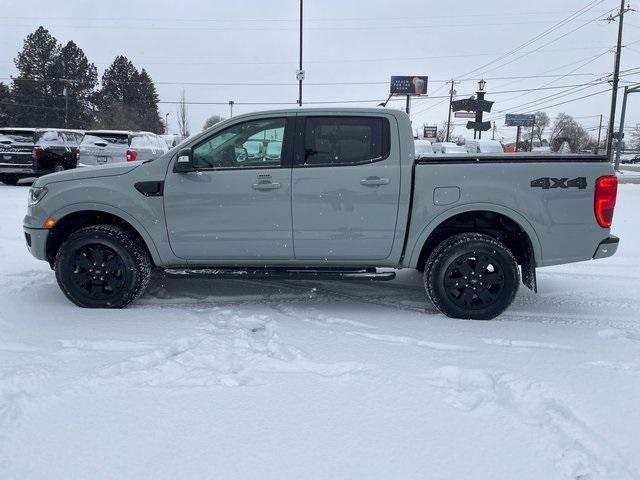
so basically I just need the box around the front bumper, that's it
[23,226,49,261]
[0,164,37,176]
[593,235,619,259]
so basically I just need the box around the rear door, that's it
[291,115,401,261]
[164,115,294,261]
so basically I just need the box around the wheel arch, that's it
[408,204,541,289]
[45,204,162,267]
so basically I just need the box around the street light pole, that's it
[446,79,457,142]
[165,113,170,134]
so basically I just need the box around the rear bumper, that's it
[0,164,38,176]
[23,226,49,261]
[593,235,619,259]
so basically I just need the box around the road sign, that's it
[390,76,428,95]
[466,121,492,132]
[505,114,535,127]
[451,98,494,113]
[454,112,475,119]
[423,126,437,139]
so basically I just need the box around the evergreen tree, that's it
[0,83,11,127]
[11,27,61,126]
[134,69,163,133]
[50,41,98,128]
[96,57,163,133]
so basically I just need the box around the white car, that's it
[465,139,504,154]
[414,139,434,158]
[432,142,468,154]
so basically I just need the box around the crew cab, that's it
[23,108,619,319]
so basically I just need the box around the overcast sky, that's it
[1,0,639,140]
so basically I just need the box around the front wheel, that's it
[55,224,152,308]
[424,233,519,320]
[0,174,19,185]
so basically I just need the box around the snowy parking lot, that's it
[1,182,639,479]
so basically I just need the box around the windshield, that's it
[82,133,129,145]
[0,130,35,143]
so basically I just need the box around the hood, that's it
[35,162,141,187]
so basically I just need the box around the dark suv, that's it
[0,128,84,185]
[0,128,36,185]
[32,129,84,174]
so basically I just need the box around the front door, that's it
[291,115,401,261]
[164,116,294,261]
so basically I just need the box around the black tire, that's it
[1,175,19,185]
[54,224,152,308]
[424,233,519,320]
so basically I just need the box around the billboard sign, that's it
[390,76,428,95]
[423,126,437,139]
[505,114,535,127]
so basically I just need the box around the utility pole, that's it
[229,100,234,118]
[445,79,458,142]
[405,95,411,115]
[165,113,170,134]
[597,114,603,152]
[492,121,496,140]
[297,0,304,107]
[605,0,632,165]
[615,84,640,169]
[63,84,69,128]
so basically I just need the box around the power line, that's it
[457,0,606,79]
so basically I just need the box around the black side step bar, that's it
[163,267,396,282]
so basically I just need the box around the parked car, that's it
[414,139,434,158]
[465,139,504,154]
[32,129,84,174]
[619,153,640,164]
[0,128,83,185]
[24,108,619,320]
[0,127,35,185]
[160,134,185,149]
[77,130,168,167]
[432,142,468,154]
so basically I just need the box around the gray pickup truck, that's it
[23,108,619,319]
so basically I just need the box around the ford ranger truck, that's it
[23,108,619,320]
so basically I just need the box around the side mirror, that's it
[173,148,195,172]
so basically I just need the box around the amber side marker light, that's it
[43,216,56,229]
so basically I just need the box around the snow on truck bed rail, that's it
[1,183,640,479]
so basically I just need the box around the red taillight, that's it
[32,146,43,160]
[594,175,618,228]
[126,149,137,162]
[75,148,80,162]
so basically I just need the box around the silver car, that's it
[78,130,168,166]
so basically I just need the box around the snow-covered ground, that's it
[1,183,639,480]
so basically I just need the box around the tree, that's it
[630,124,640,150]
[11,27,62,126]
[133,69,163,133]
[203,115,225,130]
[95,56,163,132]
[436,122,454,142]
[532,111,550,145]
[0,83,11,126]
[549,113,590,153]
[49,40,98,128]
[176,89,190,137]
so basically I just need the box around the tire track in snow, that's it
[425,366,636,480]
[348,331,475,352]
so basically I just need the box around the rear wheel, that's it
[424,233,519,320]
[55,224,152,308]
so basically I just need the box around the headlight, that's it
[28,187,48,206]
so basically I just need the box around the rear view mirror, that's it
[173,148,195,172]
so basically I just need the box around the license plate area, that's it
[96,156,109,164]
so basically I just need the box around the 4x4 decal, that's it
[531,177,587,190]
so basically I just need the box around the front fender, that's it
[406,202,543,268]
[49,202,164,266]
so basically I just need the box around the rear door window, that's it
[83,133,129,145]
[0,130,35,143]
[300,116,389,166]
